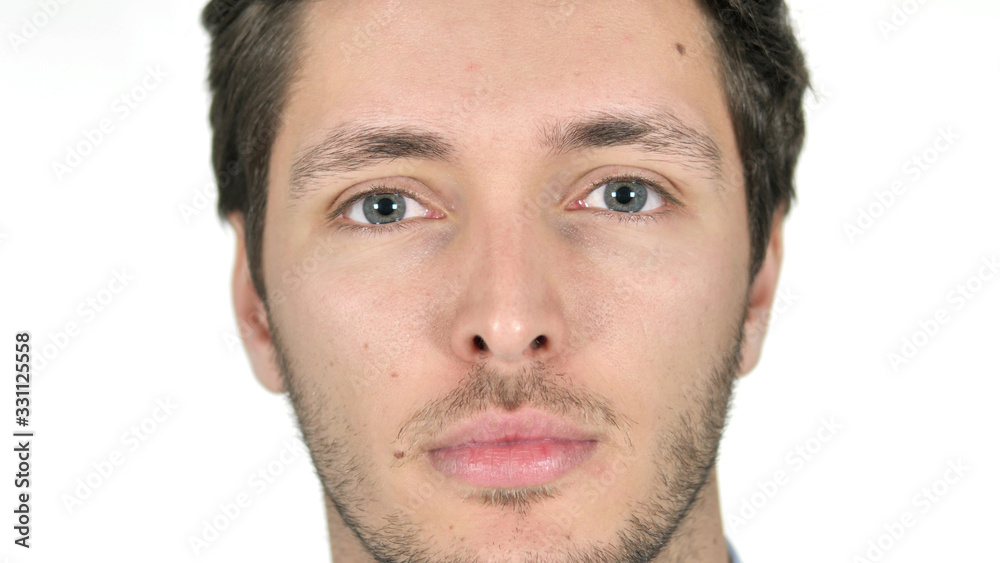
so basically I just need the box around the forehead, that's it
[280,0,734,165]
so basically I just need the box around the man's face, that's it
[235,0,781,561]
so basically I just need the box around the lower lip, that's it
[428,439,597,488]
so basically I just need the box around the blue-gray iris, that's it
[362,193,406,224]
[605,181,647,213]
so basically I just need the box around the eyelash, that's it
[327,173,680,236]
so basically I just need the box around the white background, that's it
[1,0,997,561]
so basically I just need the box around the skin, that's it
[230,0,785,561]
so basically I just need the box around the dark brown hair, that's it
[203,0,809,299]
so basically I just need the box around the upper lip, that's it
[425,409,600,452]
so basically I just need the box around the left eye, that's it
[582,179,667,214]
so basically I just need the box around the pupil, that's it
[614,188,635,204]
[376,197,395,215]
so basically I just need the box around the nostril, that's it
[473,335,489,351]
[530,335,547,350]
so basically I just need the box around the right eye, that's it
[342,191,432,225]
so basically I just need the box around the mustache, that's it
[393,360,634,453]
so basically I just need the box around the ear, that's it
[229,212,285,393]
[738,207,786,377]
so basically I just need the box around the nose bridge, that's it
[481,216,542,316]
[449,203,566,365]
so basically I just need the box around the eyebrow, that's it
[539,109,722,176]
[289,123,457,200]
[287,109,722,200]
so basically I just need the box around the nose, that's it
[449,219,567,366]
[469,322,550,363]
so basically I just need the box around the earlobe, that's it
[738,208,786,377]
[229,213,285,393]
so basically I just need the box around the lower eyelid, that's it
[597,211,665,224]
[334,219,415,237]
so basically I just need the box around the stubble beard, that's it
[273,315,743,563]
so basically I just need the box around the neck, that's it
[654,466,730,563]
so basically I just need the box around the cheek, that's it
[560,224,745,411]
[567,221,745,346]
[275,253,427,411]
